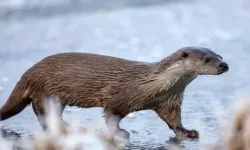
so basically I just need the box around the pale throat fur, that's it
[137,61,197,110]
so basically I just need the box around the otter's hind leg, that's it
[155,104,199,138]
[32,99,69,131]
[103,112,130,140]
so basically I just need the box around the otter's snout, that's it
[219,62,229,72]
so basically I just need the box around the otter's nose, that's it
[219,62,229,71]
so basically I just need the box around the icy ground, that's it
[1,0,250,149]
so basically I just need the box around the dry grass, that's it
[209,97,250,150]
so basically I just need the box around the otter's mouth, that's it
[216,68,229,75]
[200,68,229,75]
[216,71,226,75]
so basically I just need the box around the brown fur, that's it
[0,47,229,138]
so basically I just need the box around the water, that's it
[0,0,250,149]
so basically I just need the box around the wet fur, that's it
[0,47,228,138]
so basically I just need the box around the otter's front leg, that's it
[155,105,199,138]
[103,112,130,140]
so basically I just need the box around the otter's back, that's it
[21,52,151,107]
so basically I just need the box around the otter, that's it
[0,47,229,139]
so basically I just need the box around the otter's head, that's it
[177,47,229,75]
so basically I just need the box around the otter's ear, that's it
[181,52,189,58]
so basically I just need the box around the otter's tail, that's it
[0,81,32,121]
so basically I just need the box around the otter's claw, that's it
[183,129,199,138]
[176,127,199,139]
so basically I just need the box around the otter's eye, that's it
[181,52,189,58]
[205,57,210,63]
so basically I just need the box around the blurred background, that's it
[0,0,250,149]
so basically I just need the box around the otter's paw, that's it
[115,129,130,140]
[183,129,199,138]
[176,127,199,139]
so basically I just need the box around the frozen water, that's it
[0,0,250,149]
